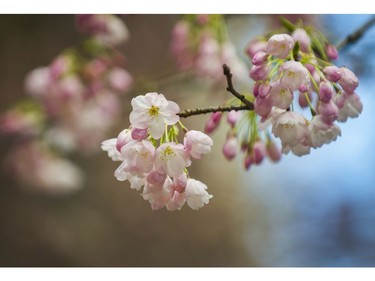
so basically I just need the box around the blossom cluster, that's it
[0,14,131,193]
[247,27,362,156]
[204,22,362,169]
[170,15,248,86]
[102,92,213,211]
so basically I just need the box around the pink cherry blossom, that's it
[280,61,310,90]
[269,82,293,109]
[129,92,180,139]
[309,115,341,148]
[101,138,122,161]
[121,140,155,175]
[155,142,191,177]
[246,38,267,59]
[184,130,213,159]
[266,141,282,162]
[114,162,146,190]
[116,129,133,152]
[272,111,309,149]
[142,178,173,210]
[336,92,363,122]
[184,179,213,210]
[318,81,334,103]
[266,34,294,59]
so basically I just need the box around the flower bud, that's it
[266,34,294,59]
[244,154,253,170]
[227,110,242,127]
[326,44,339,60]
[323,66,342,82]
[204,112,222,134]
[298,91,312,108]
[252,51,268,65]
[338,67,359,94]
[245,38,267,59]
[252,141,266,165]
[253,82,260,98]
[266,141,282,162]
[131,127,148,140]
[292,28,311,52]
[318,100,339,124]
[318,81,334,103]
[259,83,271,98]
[222,137,238,161]
[249,65,268,81]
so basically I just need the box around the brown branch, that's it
[222,64,254,109]
[336,16,375,50]
[177,64,254,118]
[177,105,249,118]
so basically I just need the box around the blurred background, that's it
[0,14,374,267]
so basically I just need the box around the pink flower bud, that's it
[252,51,268,65]
[227,110,242,127]
[266,141,282,162]
[266,34,294,59]
[249,65,268,81]
[338,67,359,94]
[299,83,309,93]
[319,81,334,103]
[252,141,266,165]
[298,91,312,108]
[323,66,342,82]
[305,63,315,74]
[259,83,271,98]
[131,127,148,140]
[204,112,222,134]
[254,95,273,117]
[244,154,253,170]
[222,137,238,161]
[146,170,167,185]
[326,44,339,60]
[172,173,187,193]
[253,82,260,98]
[318,100,339,124]
[245,38,267,58]
[292,28,311,53]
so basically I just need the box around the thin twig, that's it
[222,64,254,109]
[336,16,375,50]
[177,105,249,118]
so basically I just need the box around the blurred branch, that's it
[336,16,375,50]
[177,64,254,118]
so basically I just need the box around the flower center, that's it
[148,105,160,117]
[160,146,176,160]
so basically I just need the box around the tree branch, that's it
[177,104,249,118]
[177,64,254,118]
[336,16,375,50]
[222,64,254,109]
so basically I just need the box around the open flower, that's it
[155,142,191,177]
[129,92,180,139]
[266,34,294,59]
[280,61,310,91]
